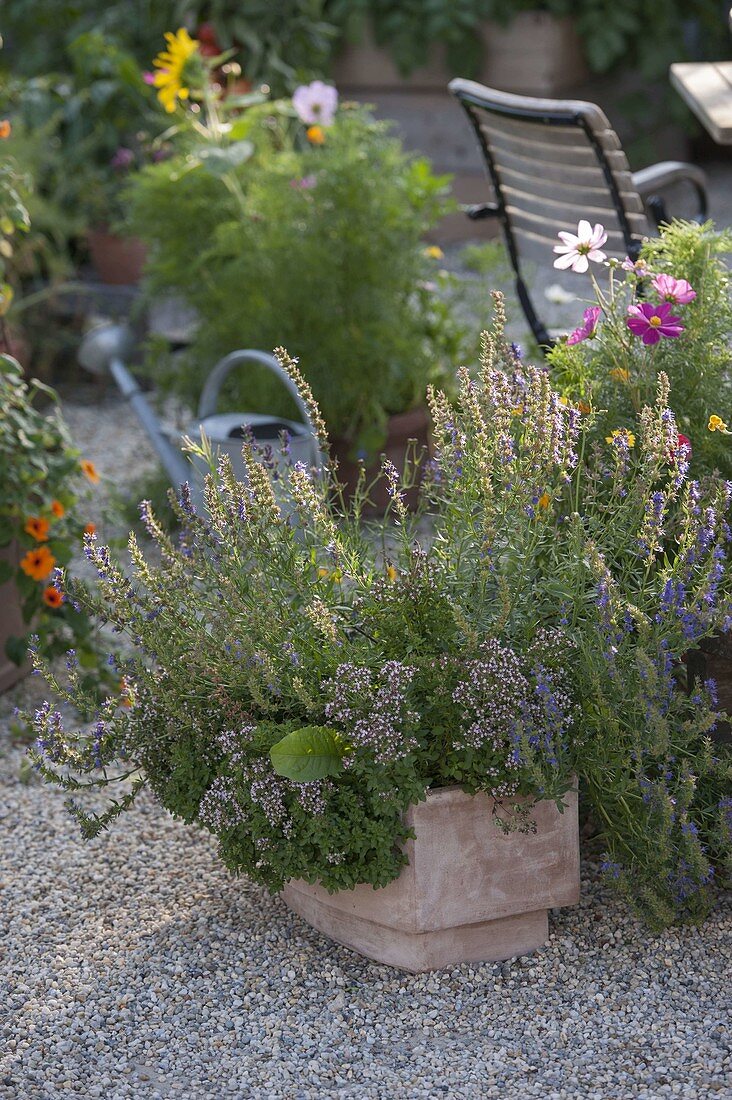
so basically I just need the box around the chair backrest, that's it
[449,78,651,346]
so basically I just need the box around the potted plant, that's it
[0,354,103,689]
[26,298,732,966]
[128,35,469,495]
[1,31,169,285]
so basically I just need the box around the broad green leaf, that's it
[197,141,254,178]
[270,725,347,782]
[0,559,13,584]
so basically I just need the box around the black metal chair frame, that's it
[449,79,709,349]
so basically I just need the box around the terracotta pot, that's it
[87,228,147,286]
[0,543,30,692]
[331,406,430,515]
[282,783,580,972]
[333,13,587,96]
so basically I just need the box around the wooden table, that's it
[670,62,732,145]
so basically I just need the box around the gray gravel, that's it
[1,709,730,1100]
[3,306,732,1097]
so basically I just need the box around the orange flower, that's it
[577,400,591,415]
[20,546,56,581]
[24,516,50,542]
[538,492,551,509]
[43,586,64,608]
[51,499,66,519]
[0,120,11,139]
[306,125,325,145]
[81,459,100,484]
[84,522,97,536]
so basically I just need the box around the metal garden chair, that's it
[449,79,709,347]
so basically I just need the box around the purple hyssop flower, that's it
[567,306,601,345]
[626,302,684,345]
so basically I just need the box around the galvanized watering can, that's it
[78,322,324,509]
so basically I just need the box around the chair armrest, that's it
[632,161,708,223]
[463,202,500,221]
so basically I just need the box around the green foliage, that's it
[129,100,463,455]
[270,726,346,781]
[26,304,732,926]
[0,354,102,671]
[548,221,732,480]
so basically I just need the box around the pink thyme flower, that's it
[567,306,601,345]
[553,220,607,273]
[651,273,696,305]
[626,302,684,345]
[292,81,338,127]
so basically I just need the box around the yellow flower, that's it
[708,414,728,433]
[511,405,524,417]
[306,125,325,145]
[610,368,630,383]
[424,245,444,259]
[537,492,551,510]
[317,566,342,581]
[152,28,199,113]
[606,429,635,448]
[386,564,397,583]
[81,459,100,484]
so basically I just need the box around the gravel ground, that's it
[0,709,730,1100]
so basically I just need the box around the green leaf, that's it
[0,559,13,584]
[4,634,28,666]
[270,725,347,782]
[197,141,254,178]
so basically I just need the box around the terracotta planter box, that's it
[282,784,579,972]
[0,543,29,693]
[331,406,430,514]
[88,228,147,286]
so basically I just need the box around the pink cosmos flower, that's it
[651,273,696,305]
[621,256,653,276]
[567,306,601,345]
[292,81,338,127]
[626,302,684,345]
[553,220,607,273]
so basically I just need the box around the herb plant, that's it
[28,299,732,929]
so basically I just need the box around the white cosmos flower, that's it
[292,81,339,127]
[553,220,607,273]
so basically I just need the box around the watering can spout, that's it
[78,322,191,489]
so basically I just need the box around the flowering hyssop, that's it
[553,221,607,273]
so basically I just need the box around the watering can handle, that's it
[197,349,325,470]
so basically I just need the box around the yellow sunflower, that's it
[152,29,200,113]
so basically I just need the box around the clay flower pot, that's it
[282,784,580,972]
[87,227,147,286]
[0,543,29,692]
[331,406,430,514]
